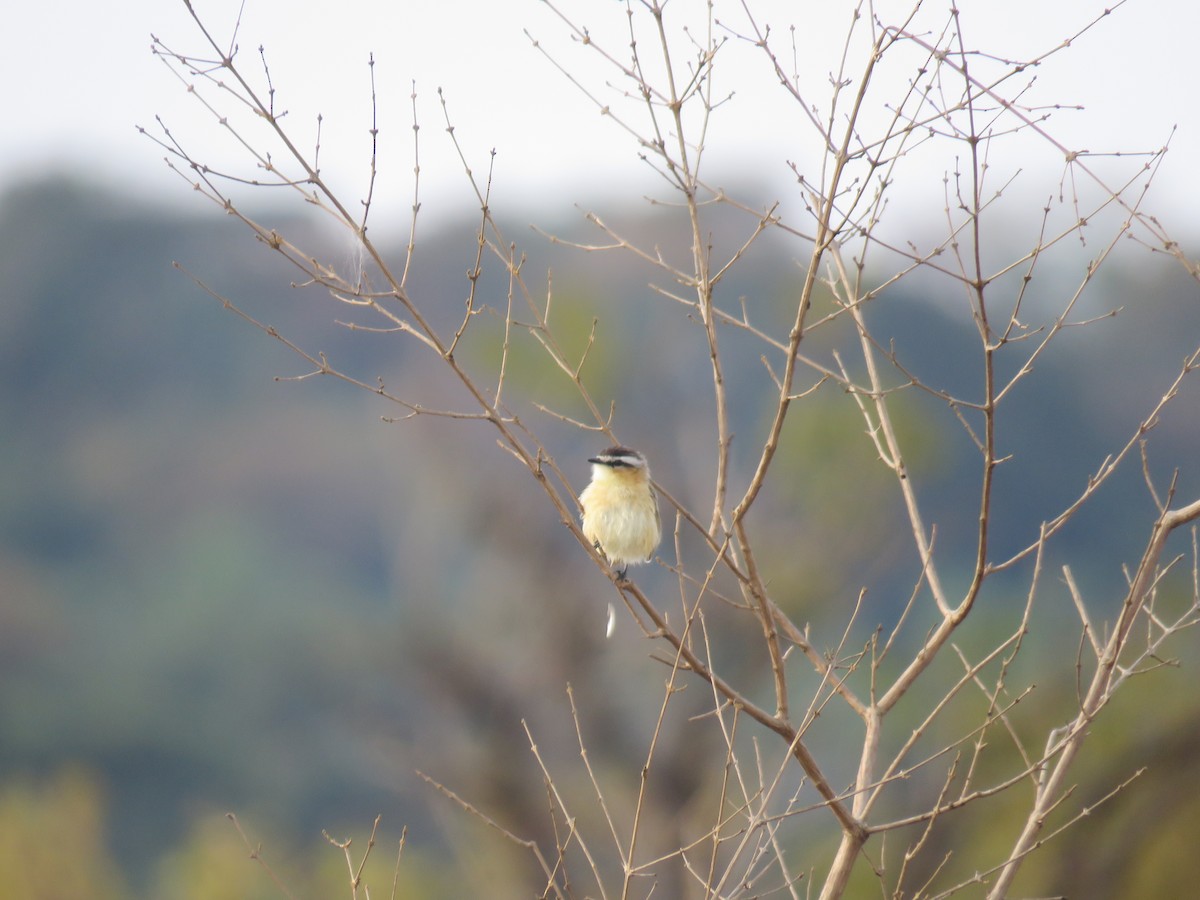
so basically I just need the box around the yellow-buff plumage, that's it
[580,446,661,579]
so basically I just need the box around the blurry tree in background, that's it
[0,770,129,899]
[8,0,1196,897]
[139,0,1200,897]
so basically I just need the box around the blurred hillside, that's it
[1,175,1200,897]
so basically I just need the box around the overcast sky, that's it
[5,1,1199,243]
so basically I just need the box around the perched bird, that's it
[580,446,661,580]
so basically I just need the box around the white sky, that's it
[4,1,1199,244]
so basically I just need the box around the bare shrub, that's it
[146,1,1200,897]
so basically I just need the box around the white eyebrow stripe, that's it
[599,452,645,467]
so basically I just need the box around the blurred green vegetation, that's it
[1,175,1199,897]
[0,769,129,899]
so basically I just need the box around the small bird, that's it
[580,446,662,580]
